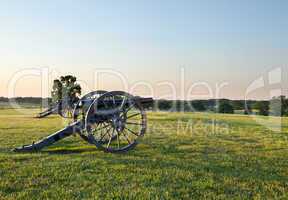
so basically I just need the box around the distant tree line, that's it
[154,99,240,114]
[1,95,288,116]
[153,96,288,116]
[0,97,51,105]
[0,75,81,108]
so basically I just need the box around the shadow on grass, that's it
[42,146,98,154]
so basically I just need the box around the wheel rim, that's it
[81,90,107,101]
[85,91,146,152]
[73,90,107,121]
[72,90,108,142]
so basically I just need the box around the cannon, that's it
[14,91,153,153]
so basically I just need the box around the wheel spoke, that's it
[99,126,112,142]
[99,121,113,139]
[106,128,114,148]
[124,102,135,114]
[96,123,103,137]
[126,122,144,126]
[125,127,139,136]
[93,123,110,132]
[122,131,131,144]
[91,122,100,131]
[120,96,127,110]
[127,112,141,119]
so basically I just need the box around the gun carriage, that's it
[14,91,153,153]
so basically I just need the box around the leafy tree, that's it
[283,97,288,116]
[151,97,288,116]
[51,79,62,104]
[232,100,244,110]
[51,75,81,105]
[254,101,269,116]
[190,100,206,111]
[270,96,288,116]
[156,100,173,111]
[217,100,234,114]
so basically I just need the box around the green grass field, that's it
[0,108,287,199]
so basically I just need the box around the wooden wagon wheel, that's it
[72,90,107,121]
[84,91,147,153]
[72,90,107,142]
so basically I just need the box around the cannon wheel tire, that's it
[72,90,117,144]
[85,91,147,153]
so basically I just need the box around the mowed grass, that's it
[0,108,288,199]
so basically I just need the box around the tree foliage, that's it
[217,100,234,114]
[51,75,81,105]
[253,101,269,116]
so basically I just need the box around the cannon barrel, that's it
[81,97,154,108]
[135,97,154,107]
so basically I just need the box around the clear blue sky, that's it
[0,0,287,99]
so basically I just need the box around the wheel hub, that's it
[112,115,126,132]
